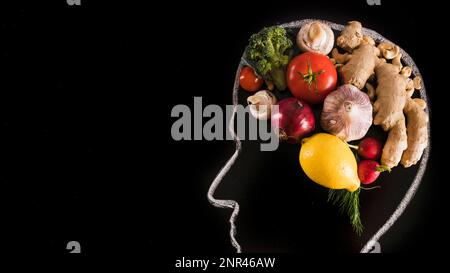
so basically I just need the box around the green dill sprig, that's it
[328,188,363,236]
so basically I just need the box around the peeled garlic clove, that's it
[320,84,373,142]
[247,90,277,120]
[297,21,334,55]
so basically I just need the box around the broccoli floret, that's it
[245,26,294,91]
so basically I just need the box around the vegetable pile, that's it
[239,20,429,235]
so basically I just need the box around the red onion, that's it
[271,98,315,144]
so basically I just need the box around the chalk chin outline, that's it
[207,19,431,253]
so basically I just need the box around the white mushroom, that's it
[247,90,277,120]
[297,21,334,55]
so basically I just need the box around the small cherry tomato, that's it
[239,66,263,92]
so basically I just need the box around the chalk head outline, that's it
[207,19,430,253]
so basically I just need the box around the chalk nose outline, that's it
[207,19,430,253]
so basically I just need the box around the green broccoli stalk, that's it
[245,26,294,91]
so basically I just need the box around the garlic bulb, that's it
[297,21,334,55]
[320,84,372,141]
[247,90,277,120]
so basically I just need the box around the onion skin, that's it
[320,84,372,142]
[271,98,315,144]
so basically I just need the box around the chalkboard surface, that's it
[1,0,446,260]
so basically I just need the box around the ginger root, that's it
[373,62,408,131]
[332,21,380,90]
[381,115,407,168]
[332,44,380,90]
[333,21,429,168]
[401,98,429,167]
[374,63,429,168]
[336,21,363,52]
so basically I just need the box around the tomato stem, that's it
[296,59,325,93]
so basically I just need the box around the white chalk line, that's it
[207,61,243,253]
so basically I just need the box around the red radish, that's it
[358,160,391,184]
[358,137,382,160]
[271,98,315,144]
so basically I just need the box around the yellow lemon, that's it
[300,133,360,192]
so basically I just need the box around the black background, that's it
[1,0,448,266]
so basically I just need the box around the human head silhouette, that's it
[207,19,430,253]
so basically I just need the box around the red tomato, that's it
[239,66,263,92]
[287,52,337,104]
